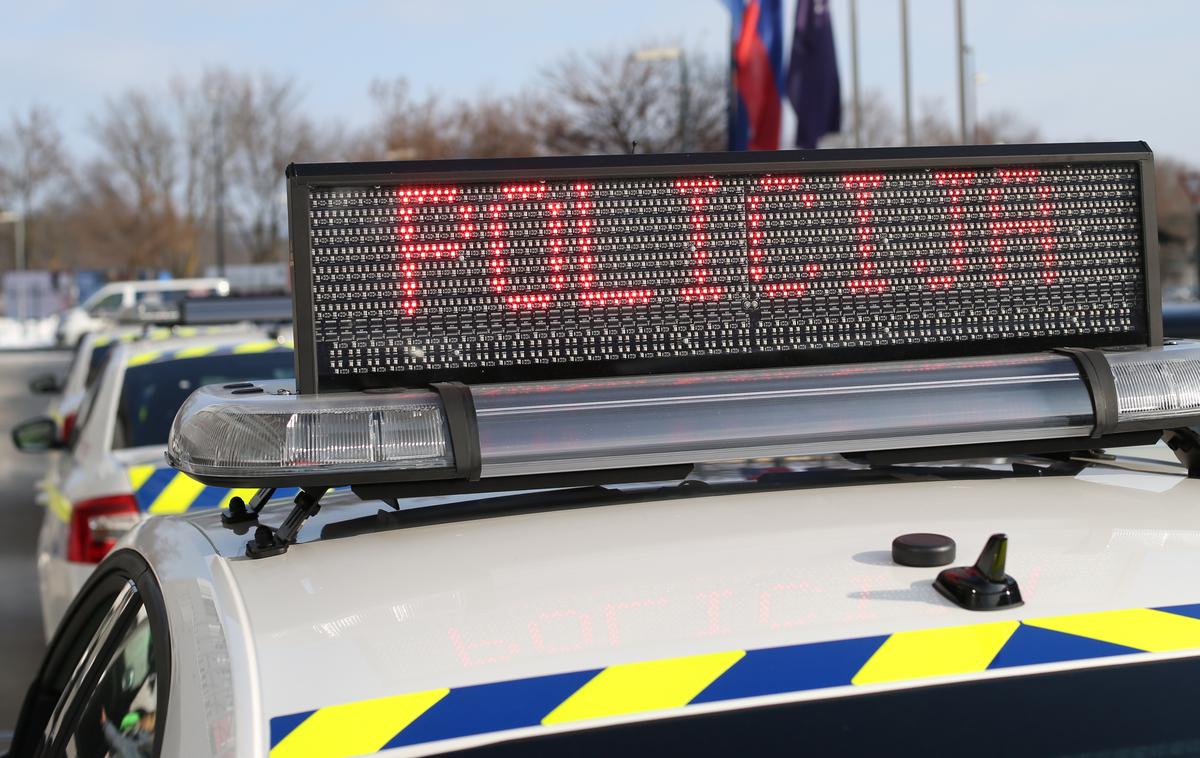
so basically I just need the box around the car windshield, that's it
[86,343,117,388]
[115,350,294,449]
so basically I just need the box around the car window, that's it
[42,581,139,754]
[115,349,294,448]
[63,607,158,758]
[70,364,106,449]
[85,342,118,388]
[87,293,123,316]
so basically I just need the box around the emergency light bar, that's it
[179,295,293,325]
[165,142,1200,557]
[168,341,1200,487]
[286,142,1159,394]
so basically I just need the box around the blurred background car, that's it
[53,278,229,348]
[13,330,294,635]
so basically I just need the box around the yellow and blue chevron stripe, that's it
[127,340,291,368]
[93,325,240,349]
[268,602,1200,757]
[127,465,298,514]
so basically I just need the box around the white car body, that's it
[54,277,230,347]
[35,330,293,637]
[15,443,1200,757]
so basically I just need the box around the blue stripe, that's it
[188,485,229,510]
[269,709,315,748]
[384,670,599,749]
[1157,603,1200,621]
[133,468,177,511]
[691,635,887,704]
[987,623,1140,669]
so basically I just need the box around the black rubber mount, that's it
[245,487,328,558]
[892,533,956,567]
[933,533,1024,611]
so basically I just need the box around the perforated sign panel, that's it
[287,144,1157,392]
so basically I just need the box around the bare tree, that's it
[82,91,200,275]
[819,90,900,148]
[227,73,319,262]
[0,106,70,268]
[535,45,727,155]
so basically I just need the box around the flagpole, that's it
[899,0,913,146]
[955,0,968,144]
[849,0,862,147]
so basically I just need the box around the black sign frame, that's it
[286,142,1160,394]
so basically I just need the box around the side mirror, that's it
[28,373,61,395]
[12,417,61,453]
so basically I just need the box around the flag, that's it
[723,0,784,151]
[786,0,842,148]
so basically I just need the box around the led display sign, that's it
[287,143,1158,392]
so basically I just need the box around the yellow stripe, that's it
[127,351,161,367]
[173,326,199,338]
[218,487,259,510]
[233,340,282,354]
[46,486,72,524]
[127,465,157,492]
[93,336,113,347]
[174,345,218,359]
[542,650,744,725]
[852,621,1019,685]
[270,689,448,758]
[147,472,207,514]
[1025,609,1200,652]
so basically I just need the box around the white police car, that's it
[12,331,295,636]
[34,325,249,446]
[14,142,1200,756]
[54,278,229,348]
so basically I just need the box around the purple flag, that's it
[786,0,841,148]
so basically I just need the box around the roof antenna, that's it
[933,533,1024,611]
[629,140,638,155]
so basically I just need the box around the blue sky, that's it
[1,0,1196,165]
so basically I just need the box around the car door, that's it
[8,550,170,758]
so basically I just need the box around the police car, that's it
[33,296,295,445]
[13,330,295,636]
[14,142,1200,756]
[34,325,242,446]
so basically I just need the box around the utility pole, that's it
[0,211,24,271]
[955,0,969,143]
[850,0,862,147]
[212,100,227,277]
[899,0,913,146]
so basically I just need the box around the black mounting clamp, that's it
[222,487,276,530]
[1162,428,1200,479]
[245,487,329,559]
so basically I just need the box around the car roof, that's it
[114,329,292,367]
[142,445,1200,755]
[96,277,228,291]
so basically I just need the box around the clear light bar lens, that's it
[1111,354,1200,420]
[167,384,453,480]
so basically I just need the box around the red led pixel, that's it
[676,177,721,296]
[749,177,820,299]
[394,186,467,314]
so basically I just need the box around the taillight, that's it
[67,495,140,563]
[60,412,77,444]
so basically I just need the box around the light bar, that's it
[287,143,1159,393]
[180,296,293,325]
[167,342,1200,488]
